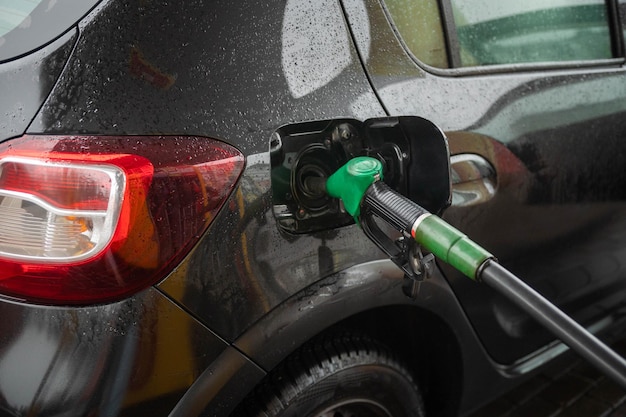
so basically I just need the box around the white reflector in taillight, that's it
[0,135,244,305]
[0,157,124,261]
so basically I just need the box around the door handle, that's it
[450,154,496,207]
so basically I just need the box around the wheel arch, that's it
[234,259,472,417]
[334,305,463,417]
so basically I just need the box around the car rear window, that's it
[0,0,101,62]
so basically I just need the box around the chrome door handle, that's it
[450,154,496,207]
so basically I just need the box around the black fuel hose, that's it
[481,260,626,388]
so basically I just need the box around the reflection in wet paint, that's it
[281,0,366,98]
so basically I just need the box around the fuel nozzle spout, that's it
[301,176,327,199]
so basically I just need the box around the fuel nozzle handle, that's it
[325,156,492,280]
[363,181,427,233]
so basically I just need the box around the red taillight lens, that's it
[0,135,244,305]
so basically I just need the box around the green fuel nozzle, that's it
[325,156,383,220]
[325,156,492,280]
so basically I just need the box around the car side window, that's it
[384,0,615,69]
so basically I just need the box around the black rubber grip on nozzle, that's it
[362,181,429,233]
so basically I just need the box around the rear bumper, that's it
[0,288,245,416]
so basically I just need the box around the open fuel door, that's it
[270,116,451,234]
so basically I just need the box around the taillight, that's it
[0,135,244,305]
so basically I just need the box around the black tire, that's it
[238,333,425,417]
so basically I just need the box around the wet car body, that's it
[1,0,626,416]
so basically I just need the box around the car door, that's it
[343,0,626,366]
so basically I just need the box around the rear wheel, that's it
[238,334,425,417]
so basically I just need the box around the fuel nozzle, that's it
[325,156,492,280]
[325,156,384,220]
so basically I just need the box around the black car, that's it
[1,0,626,416]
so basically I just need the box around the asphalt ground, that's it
[468,337,626,417]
